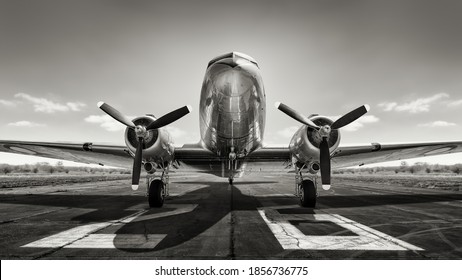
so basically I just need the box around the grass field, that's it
[0,173,131,188]
[333,173,462,191]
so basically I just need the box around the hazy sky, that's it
[1,0,462,164]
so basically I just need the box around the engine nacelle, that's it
[124,116,174,168]
[289,116,341,164]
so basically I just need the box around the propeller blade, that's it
[319,137,331,190]
[146,105,192,130]
[331,104,370,130]
[98,101,136,128]
[131,137,144,190]
[275,102,319,129]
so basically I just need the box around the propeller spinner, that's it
[98,102,192,190]
[276,102,370,190]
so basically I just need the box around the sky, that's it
[1,0,462,166]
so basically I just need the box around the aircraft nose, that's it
[216,57,243,68]
[216,68,255,97]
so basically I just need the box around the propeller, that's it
[97,102,136,128]
[276,102,370,190]
[275,102,319,129]
[98,102,192,190]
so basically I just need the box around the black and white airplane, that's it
[2,52,462,208]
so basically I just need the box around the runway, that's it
[1,174,461,259]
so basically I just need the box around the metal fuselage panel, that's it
[199,56,266,162]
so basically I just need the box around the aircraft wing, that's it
[331,141,462,168]
[0,140,132,168]
[229,141,462,173]
[1,140,461,172]
[0,141,292,175]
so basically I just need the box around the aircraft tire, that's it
[148,179,165,208]
[300,180,316,208]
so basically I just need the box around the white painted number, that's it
[258,206,423,251]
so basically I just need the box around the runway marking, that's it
[258,206,424,251]
[22,204,197,249]
[66,234,167,249]
[22,222,113,248]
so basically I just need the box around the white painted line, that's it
[331,214,423,251]
[22,209,149,248]
[258,208,424,251]
[22,223,112,248]
[65,234,167,249]
[21,204,197,249]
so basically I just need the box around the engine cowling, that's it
[289,116,340,165]
[124,116,174,168]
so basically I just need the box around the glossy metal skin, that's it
[199,52,266,160]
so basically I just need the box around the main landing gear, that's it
[146,168,169,208]
[148,179,165,207]
[295,168,318,208]
[299,179,317,208]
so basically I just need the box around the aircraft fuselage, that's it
[199,52,266,160]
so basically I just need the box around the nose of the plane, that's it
[207,51,258,69]
[215,67,255,97]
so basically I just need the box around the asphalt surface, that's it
[0,174,461,259]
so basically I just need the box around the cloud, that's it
[378,92,449,113]
[85,115,127,132]
[7,121,46,127]
[418,121,457,127]
[277,126,300,138]
[0,99,16,107]
[14,93,86,113]
[66,102,87,111]
[377,102,397,111]
[448,99,462,107]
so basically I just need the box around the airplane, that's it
[1,51,462,208]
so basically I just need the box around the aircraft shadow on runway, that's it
[113,183,258,252]
[172,181,280,185]
[1,184,461,253]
